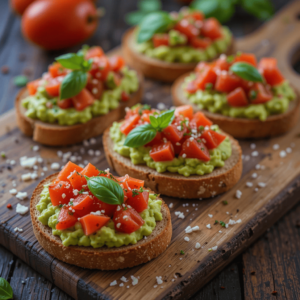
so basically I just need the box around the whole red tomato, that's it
[10,0,36,15]
[21,0,99,50]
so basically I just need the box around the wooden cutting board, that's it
[1,2,300,299]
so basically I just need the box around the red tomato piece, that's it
[72,194,93,211]
[113,206,144,234]
[234,53,257,67]
[109,56,125,72]
[190,111,213,128]
[175,105,194,120]
[56,206,78,230]
[215,72,241,93]
[85,46,104,60]
[152,33,169,48]
[150,141,175,162]
[45,76,64,97]
[27,79,41,95]
[80,163,99,178]
[248,83,272,104]
[145,131,163,147]
[185,11,204,21]
[258,57,277,69]
[163,124,186,143]
[57,98,73,109]
[89,56,111,81]
[180,139,210,161]
[185,80,198,94]
[67,170,86,190]
[118,175,144,190]
[71,88,95,111]
[86,78,104,100]
[79,214,110,235]
[190,37,211,49]
[261,67,285,86]
[194,66,217,90]
[48,62,67,78]
[227,87,249,107]
[195,62,211,74]
[201,18,222,40]
[126,190,149,213]
[56,162,83,182]
[201,129,227,149]
[214,57,231,71]
[121,91,130,102]
[175,19,200,39]
[92,199,117,217]
[49,181,73,206]
[120,114,140,135]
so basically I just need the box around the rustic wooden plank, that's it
[0,245,15,280]
[243,202,300,300]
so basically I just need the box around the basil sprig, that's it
[0,277,13,300]
[56,53,92,100]
[85,176,124,205]
[230,62,263,83]
[137,11,174,43]
[124,109,175,148]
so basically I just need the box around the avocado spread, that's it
[22,67,139,126]
[110,122,232,177]
[37,185,162,248]
[184,74,296,121]
[134,27,232,63]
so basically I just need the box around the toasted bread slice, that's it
[103,127,242,199]
[30,174,172,270]
[172,73,300,138]
[122,28,235,83]
[15,72,144,146]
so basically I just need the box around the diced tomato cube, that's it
[118,175,144,190]
[67,170,86,190]
[121,91,130,102]
[214,57,231,71]
[89,56,111,81]
[201,129,227,149]
[258,57,277,69]
[86,77,104,100]
[45,76,64,97]
[72,194,94,211]
[227,87,248,107]
[79,214,110,235]
[109,56,125,72]
[48,62,67,78]
[190,37,211,49]
[71,88,95,111]
[175,105,194,120]
[234,53,257,67]
[91,199,117,217]
[175,19,200,39]
[57,98,73,109]
[49,181,73,206]
[215,72,241,93]
[56,206,78,230]
[180,139,210,161]
[202,18,222,40]
[185,11,204,21]
[163,124,186,143]
[185,80,198,94]
[150,141,175,162]
[126,190,149,213]
[27,79,41,96]
[145,131,163,147]
[80,163,99,178]
[120,114,140,135]
[261,67,285,86]
[85,46,104,60]
[56,162,83,182]
[239,79,254,93]
[113,206,144,234]
[195,62,211,74]
[153,34,169,48]
[248,83,272,104]
[190,111,213,128]
[194,66,217,90]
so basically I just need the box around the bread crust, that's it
[122,28,235,83]
[103,127,242,199]
[172,73,300,138]
[15,72,144,146]
[30,174,172,270]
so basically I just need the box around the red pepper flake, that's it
[271,291,278,295]
[1,66,9,74]
[7,204,12,209]
[220,286,225,290]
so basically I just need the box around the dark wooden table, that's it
[0,0,300,299]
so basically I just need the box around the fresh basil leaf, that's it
[138,0,161,12]
[56,53,84,70]
[86,176,124,205]
[154,109,175,129]
[14,75,28,87]
[125,11,147,26]
[124,124,157,148]
[149,115,159,128]
[0,277,13,300]
[137,11,174,43]
[230,62,263,82]
[241,0,273,20]
[60,70,87,100]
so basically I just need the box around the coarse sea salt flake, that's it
[110,280,117,286]
[16,203,28,214]
[195,242,201,249]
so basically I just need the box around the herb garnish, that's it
[78,188,85,194]
[180,250,185,255]
[222,200,228,205]
[220,221,226,227]
[230,62,263,83]
[249,90,258,100]
[132,189,140,197]
[0,277,13,300]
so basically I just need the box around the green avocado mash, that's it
[184,74,296,121]
[22,67,139,126]
[134,27,232,63]
[110,122,232,177]
[36,185,162,248]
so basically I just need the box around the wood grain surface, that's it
[0,0,300,300]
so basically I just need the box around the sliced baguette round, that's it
[103,127,242,199]
[30,174,172,270]
[15,72,144,146]
[122,28,235,83]
[172,73,300,138]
